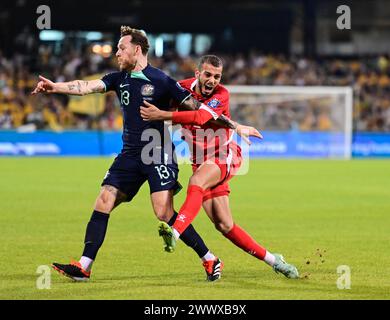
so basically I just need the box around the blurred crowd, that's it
[1,32,390,132]
[155,52,390,132]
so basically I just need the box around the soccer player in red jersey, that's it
[140,55,299,279]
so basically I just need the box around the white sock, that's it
[79,256,94,272]
[173,228,180,240]
[263,251,276,267]
[201,251,216,262]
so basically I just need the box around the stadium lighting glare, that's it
[102,45,112,54]
[155,37,164,57]
[195,35,212,55]
[176,33,192,57]
[39,30,65,41]
[91,44,112,57]
[92,44,102,54]
[102,44,112,58]
[85,32,103,41]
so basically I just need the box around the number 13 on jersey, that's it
[120,90,130,105]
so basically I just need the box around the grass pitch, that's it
[1,158,389,300]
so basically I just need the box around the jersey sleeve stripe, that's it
[100,79,107,92]
[179,93,193,105]
[200,104,219,120]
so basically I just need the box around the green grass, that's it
[1,158,389,300]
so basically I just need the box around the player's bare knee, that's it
[153,206,172,222]
[95,203,112,214]
[215,221,233,234]
[95,185,118,213]
[189,175,205,189]
[95,197,114,213]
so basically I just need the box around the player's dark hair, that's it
[120,26,150,55]
[198,55,223,70]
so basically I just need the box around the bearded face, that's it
[116,35,139,71]
[196,63,223,98]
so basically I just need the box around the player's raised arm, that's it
[31,75,105,96]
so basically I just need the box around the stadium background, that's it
[1,0,390,157]
[1,0,389,300]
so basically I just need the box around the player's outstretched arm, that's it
[234,124,263,144]
[140,100,263,145]
[31,75,105,96]
[180,96,237,128]
[179,96,263,144]
[180,97,234,128]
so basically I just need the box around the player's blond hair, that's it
[120,26,150,55]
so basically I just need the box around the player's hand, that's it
[235,124,263,145]
[140,100,164,121]
[31,75,57,95]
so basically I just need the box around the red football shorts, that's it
[191,145,242,202]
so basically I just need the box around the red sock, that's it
[173,185,205,235]
[224,224,267,260]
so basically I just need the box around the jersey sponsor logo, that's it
[160,180,173,186]
[207,98,221,109]
[119,83,130,88]
[141,84,155,96]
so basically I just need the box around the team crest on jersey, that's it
[207,99,221,109]
[141,84,155,96]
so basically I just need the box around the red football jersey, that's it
[174,78,240,165]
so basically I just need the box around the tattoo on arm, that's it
[210,114,237,129]
[87,80,105,94]
[91,85,103,93]
[68,80,105,95]
[66,81,82,94]
[103,185,118,197]
[181,96,236,129]
[84,81,101,93]
[180,96,202,110]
